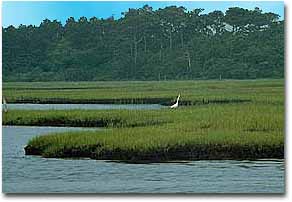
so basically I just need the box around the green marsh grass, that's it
[2,79,284,161]
[3,79,284,105]
[20,103,284,161]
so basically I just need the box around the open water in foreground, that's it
[2,126,284,193]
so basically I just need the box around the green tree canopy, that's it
[2,6,284,81]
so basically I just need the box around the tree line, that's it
[2,5,284,81]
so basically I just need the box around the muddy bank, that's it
[4,118,167,128]
[11,97,251,106]
[176,98,251,106]
[24,144,284,163]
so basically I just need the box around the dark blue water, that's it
[2,126,285,193]
[5,103,164,110]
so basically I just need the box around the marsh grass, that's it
[22,103,284,161]
[3,109,172,127]
[3,79,284,161]
[3,79,284,105]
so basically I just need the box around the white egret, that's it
[3,97,8,113]
[170,94,180,109]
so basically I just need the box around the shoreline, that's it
[5,97,251,106]
[24,143,284,163]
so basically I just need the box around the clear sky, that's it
[2,1,284,27]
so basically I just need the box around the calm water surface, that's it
[2,126,285,193]
[6,103,164,110]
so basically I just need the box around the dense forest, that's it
[2,5,284,81]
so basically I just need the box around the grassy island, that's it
[3,79,284,162]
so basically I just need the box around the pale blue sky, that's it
[2,1,284,27]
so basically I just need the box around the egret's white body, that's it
[170,94,180,109]
[3,97,8,113]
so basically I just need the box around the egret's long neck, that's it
[176,95,180,103]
